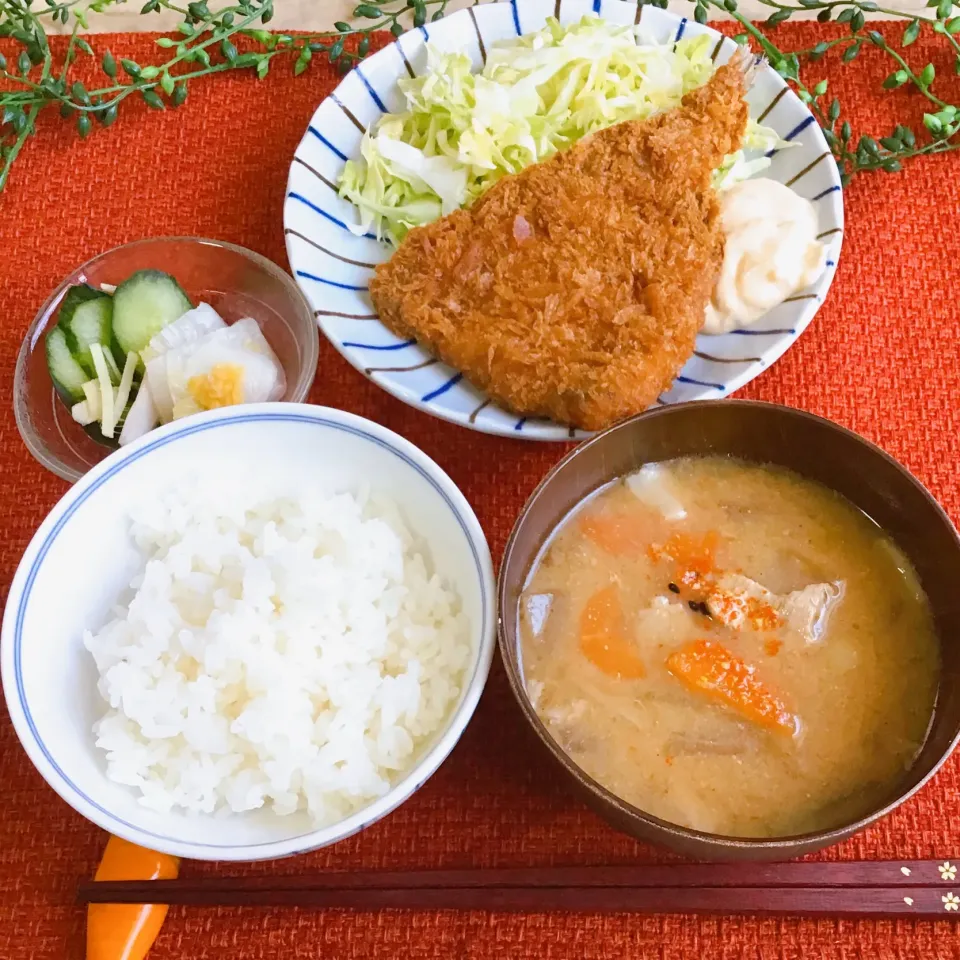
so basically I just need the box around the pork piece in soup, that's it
[519,457,939,838]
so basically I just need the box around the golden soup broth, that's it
[520,456,939,838]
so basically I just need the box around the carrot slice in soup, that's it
[579,584,645,679]
[665,638,796,734]
[649,531,721,591]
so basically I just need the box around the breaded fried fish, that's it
[369,56,751,430]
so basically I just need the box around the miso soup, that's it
[519,456,939,838]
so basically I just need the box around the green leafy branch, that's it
[673,0,960,183]
[1,0,959,193]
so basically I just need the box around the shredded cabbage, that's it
[340,15,789,244]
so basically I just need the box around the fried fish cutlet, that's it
[369,56,751,431]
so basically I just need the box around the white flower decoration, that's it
[942,892,960,911]
[940,862,957,881]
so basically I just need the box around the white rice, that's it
[84,484,471,826]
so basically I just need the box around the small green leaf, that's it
[859,135,880,155]
[798,0,818,7]
[354,3,380,17]
[390,21,403,37]
[920,62,936,85]
[172,83,188,107]
[120,58,141,78]
[100,103,118,126]
[221,39,238,62]
[142,89,165,110]
[836,7,854,22]
[359,36,370,56]
[839,171,851,188]
[814,79,828,96]
[101,49,117,78]
[896,124,916,147]
[811,41,829,59]
[221,11,234,26]
[879,136,902,150]
[234,53,261,67]
[330,38,345,59]
[882,71,904,88]
[822,129,838,148]
[842,41,860,61]
[766,9,791,26]
[18,50,31,76]
[140,65,159,80]
[817,8,831,21]
[59,101,74,119]
[299,45,313,63]
[860,0,878,8]
[828,98,841,123]
[261,3,274,24]
[177,21,194,36]
[867,30,885,45]
[413,0,426,27]
[948,16,960,31]
[76,113,92,138]
[335,21,350,31]
[294,58,308,76]
[71,81,90,104]
[851,9,865,31]
[193,48,211,67]
[257,58,270,79]
[0,52,6,70]
[140,0,159,12]
[798,90,812,103]
[76,37,93,56]
[903,19,920,44]
[840,120,852,142]
[694,3,707,23]
[156,37,176,48]
[732,33,749,44]
[883,159,902,172]
[187,0,209,19]
[938,0,953,18]
[923,112,943,133]
[724,0,737,10]
[338,56,352,75]
[160,71,175,96]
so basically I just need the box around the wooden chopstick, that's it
[77,860,960,919]
[76,882,960,918]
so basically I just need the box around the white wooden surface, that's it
[51,0,920,33]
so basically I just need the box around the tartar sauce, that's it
[703,178,827,335]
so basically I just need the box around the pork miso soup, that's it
[519,456,940,838]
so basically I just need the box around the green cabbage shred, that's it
[339,15,789,245]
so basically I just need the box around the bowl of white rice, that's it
[1,403,495,861]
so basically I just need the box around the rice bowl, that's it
[1,403,495,861]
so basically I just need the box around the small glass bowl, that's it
[14,237,319,482]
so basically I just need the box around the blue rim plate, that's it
[283,0,843,441]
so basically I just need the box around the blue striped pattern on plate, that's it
[283,0,844,442]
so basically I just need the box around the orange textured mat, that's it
[2,21,960,960]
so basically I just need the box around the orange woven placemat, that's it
[2,22,960,959]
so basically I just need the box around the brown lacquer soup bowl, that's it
[498,400,960,861]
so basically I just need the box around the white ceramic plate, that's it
[284,0,844,441]
[1,403,496,861]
